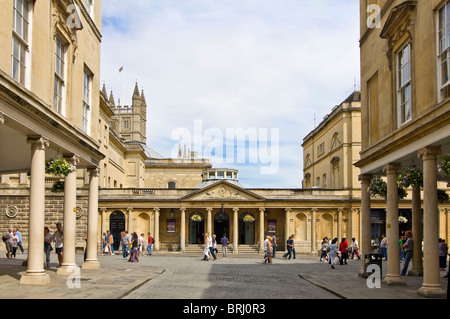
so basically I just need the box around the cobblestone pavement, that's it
[0,250,447,302]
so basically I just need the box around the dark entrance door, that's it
[214,213,229,243]
[109,210,125,251]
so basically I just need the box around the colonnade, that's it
[359,146,446,298]
[19,136,100,285]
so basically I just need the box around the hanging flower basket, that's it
[398,216,408,224]
[368,179,407,200]
[438,189,449,203]
[45,158,75,177]
[191,214,202,222]
[438,154,450,176]
[51,180,65,193]
[397,168,423,188]
[243,215,255,223]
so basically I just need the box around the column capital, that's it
[153,207,160,213]
[127,207,134,212]
[206,207,213,212]
[337,208,344,213]
[63,154,80,167]
[180,207,187,212]
[26,136,49,150]
[99,207,107,213]
[358,174,373,183]
[258,207,266,213]
[418,146,442,160]
[285,208,292,213]
[383,162,401,174]
[232,207,239,212]
[87,166,101,177]
[311,208,318,213]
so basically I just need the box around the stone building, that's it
[357,0,450,297]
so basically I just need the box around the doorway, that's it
[239,213,255,245]
[214,212,230,243]
[109,210,125,251]
[189,213,205,244]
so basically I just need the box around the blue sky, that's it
[100,0,361,188]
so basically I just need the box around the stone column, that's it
[82,167,101,270]
[285,208,291,245]
[383,163,405,286]
[206,207,213,235]
[180,207,186,253]
[417,147,446,297]
[337,208,343,240]
[154,208,160,252]
[20,137,50,285]
[233,207,239,254]
[358,174,372,277]
[127,207,133,234]
[57,155,80,276]
[259,208,265,253]
[311,208,317,254]
[408,184,423,276]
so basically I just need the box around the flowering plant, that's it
[398,216,408,223]
[397,168,423,188]
[191,214,202,222]
[438,154,450,175]
[369,179,407,200]
[45,158,75,177]
[51,180,65,193]
[243,215,255,222]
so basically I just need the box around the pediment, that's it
[181,181,265,201]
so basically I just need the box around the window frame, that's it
[53,35,68,115]
[437,1,450,102]
[82,68,93,134]
[396,43,412,127]
[11,0,31,87]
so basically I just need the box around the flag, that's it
[119,66,124,72]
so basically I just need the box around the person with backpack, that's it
[106,230,114,255]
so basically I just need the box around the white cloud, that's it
[100,0,360,188]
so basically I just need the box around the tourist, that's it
[212,234,219,259]
[121,231,130,259]
[329,238,338,269]
[2,228,13,259]
[44,227,53,268]
[262,236,269,263]
[271,234,278,258]
[52,222,63,266]
[283,236,294,260]
[380,234,387,261]
[11,231,19,258]
[16,228,24,254]
[438,238,448,271]
[147,232,153,255]
[291,234,296,259]
[351,237,361,260]
[401,231,413,276]
[203,233,210,261]
[139,233,145,256]
[221,234,228,258]
[263,236,273,264]
[320,238,328,262]
[208,233,216,260]
[128,232,139,262]
[339,238,348,265]
[107,230,114,255]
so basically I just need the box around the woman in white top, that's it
[329,238,338,269]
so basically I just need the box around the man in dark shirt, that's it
[283,236,294,260]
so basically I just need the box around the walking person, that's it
[351,237,361,260]
[52,222,63,266]
[208,233,217,260]
[3,228,13,259]
[380,234,387,261]
[339,238,348,265]
[329,238,338,269]
[271,234,278,258]
[203,233,211,261]
[263,236,273,264]
[291,234,296,259]
[438,238,448,271]
[221,234,229,258]
[147,232,153,255]
[121,231,130,259]
[283,236,294,260]
[262,236,269,263]
[16,228,24,254]
[212,234,219,259]
[11,231,19,258]
[320,238,329,262]
[401,231,413,276]
[44,227,53,268]
[128,232,139,262]
[138,233,145,257]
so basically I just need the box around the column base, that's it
[407,269,423,277]
[383,275,406,286]
[81,260,101,270]
[56,264,80,276]
[417,284,446,298]
[20,272,50,285]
